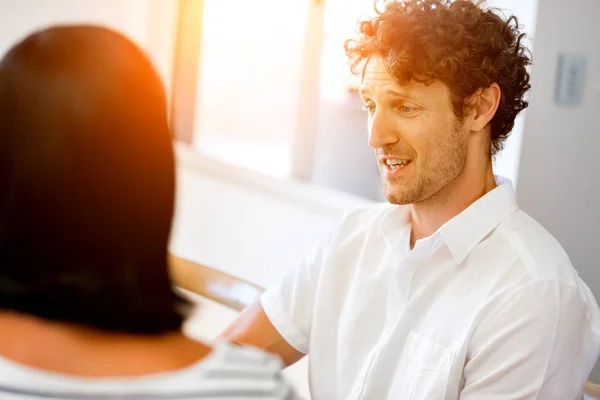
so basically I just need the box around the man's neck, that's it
[409,159,496,248]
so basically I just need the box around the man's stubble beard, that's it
[383,122,468,206]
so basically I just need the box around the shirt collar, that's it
[439,176,519,264]
[379,176,519,264]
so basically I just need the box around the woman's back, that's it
[0,342,292,399]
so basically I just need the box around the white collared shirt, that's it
[261,177,600,399]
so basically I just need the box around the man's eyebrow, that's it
[359,86,425,102]
[384,88,404,97]
[384,88,417,98]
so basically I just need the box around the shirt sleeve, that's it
[260,231,330,355]
[460,280,600,400]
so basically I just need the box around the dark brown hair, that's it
[0,25,191,334]
[345,0,532,154]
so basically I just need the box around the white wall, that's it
[487,0,539,188]
[0,0,178,92]
[514,0,600,382]
[311,100,383,200]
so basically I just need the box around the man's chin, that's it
[384,191,413,205]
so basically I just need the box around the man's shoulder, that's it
[494,209,577,283]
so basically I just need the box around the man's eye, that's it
[396,103,420,115]
[362,103,375,114]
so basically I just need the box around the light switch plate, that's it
[555,53,587,106]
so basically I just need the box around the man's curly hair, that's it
[345,0,532,155]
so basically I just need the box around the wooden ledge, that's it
[169,254,264,312]
[585,380,600,399]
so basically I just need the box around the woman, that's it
[0,25,296,399]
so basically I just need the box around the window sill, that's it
[174,141,375,218]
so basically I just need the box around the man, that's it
[222,1,600,399]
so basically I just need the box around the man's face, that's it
[360,57,469,205]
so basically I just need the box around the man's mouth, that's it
[385,159,412,171]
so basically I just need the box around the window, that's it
[172,0,380,199]
[191,0,311,178]
[319,0,374,103]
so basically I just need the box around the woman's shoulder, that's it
[181,341,299,399]
[210,341,284,367]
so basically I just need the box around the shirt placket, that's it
[347,249,419,400]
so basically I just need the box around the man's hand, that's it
[219,300,306,367]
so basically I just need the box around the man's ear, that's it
[469,83,501,131]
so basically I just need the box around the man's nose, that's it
[368,111,399,149]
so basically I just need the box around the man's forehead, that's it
[360,57,397,93]
[360,59,416,98]
[361,56,391,81]
[359,56,444,100]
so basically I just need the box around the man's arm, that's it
[460,280,599,399]
[219,221,341,369]
[220,300,305,367]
